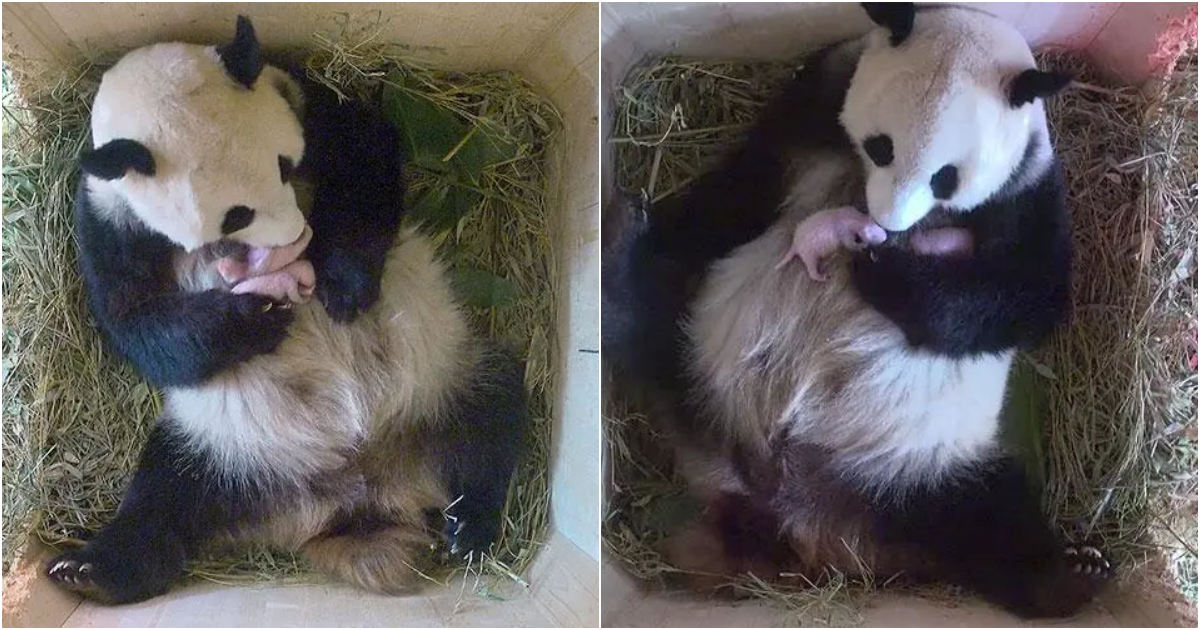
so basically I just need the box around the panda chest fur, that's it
[687,209,1011,489]
[164,230,472,485]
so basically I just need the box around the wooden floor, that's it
[601,558,1133,628]
[6,533,598,628]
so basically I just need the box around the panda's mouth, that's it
[217,224,313,286]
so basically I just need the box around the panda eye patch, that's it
[221,205,256,235]
[862,134,893,167]
[930,165,959,200]
[278,156,295,184]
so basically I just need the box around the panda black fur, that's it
[47,16,529,604]
[603,3,1109,619]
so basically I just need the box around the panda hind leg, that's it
[46,421,262,604]
[437,344,531,559]
[660,492,793,595]
[878,456,1112,618]
[301,512,434,595]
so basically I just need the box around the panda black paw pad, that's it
[1064,544,1111,579]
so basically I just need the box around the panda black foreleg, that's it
[295,75,407,323]
[436,345,530,558]
[46,421,266,604]
[849,243,1071,357]
[849,170,1072,357]
[75,193,295,388]
[876,456,1110,618]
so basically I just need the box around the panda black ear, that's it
[79,139,155,180]
[861,3,915,46]
[217,15,263,89]
[1008,69,1073,107]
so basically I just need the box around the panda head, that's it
[841,3,1071,232]
[81,16,306,251]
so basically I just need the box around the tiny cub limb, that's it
[777,206,887,281]
[217,225,316,304]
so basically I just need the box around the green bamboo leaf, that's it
[451,267,519,309]
[409,183,481,232]
[452,123,518,182]
[381,85,464,174]
[1001,358,1047,494]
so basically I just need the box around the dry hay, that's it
[1036,50,1197,604]
[1,16,561,597]
[604,49,1198,619]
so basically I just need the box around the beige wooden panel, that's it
[3,3,578,73]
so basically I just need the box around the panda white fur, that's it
[603,3,1110,619]
[46,16,529,604]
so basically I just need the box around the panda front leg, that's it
[438,346,531,558]
[45,421,263,604]
[298,76,407,323]
[877,455,1111,618]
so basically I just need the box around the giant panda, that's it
[603,3,1111,619]
[45,16,529,604]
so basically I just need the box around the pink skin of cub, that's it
[777,207,976,282]
[776,206,888,281]
[217,225,316,304]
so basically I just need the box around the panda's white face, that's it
[840,7,1050,232]
[88,41,306,251]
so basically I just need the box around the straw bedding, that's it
[604,49,1198,620]
[1,22,561,594]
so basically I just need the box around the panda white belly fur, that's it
[688,211,1011,493]
[168,229,467,489]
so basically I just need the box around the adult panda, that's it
[45,16,529,604]
[603,3,1111,619]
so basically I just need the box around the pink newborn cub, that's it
[777,206,887,281]
[778,206,977,282]
[217,225,315,304]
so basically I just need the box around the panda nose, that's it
[870,187,931,232]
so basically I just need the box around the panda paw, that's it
[443,507,501,560]
[1063,544,1112,579]
[314,250,381,323]
[228,293,295,353]
[46,549,115,603]
[1027,543,1112,617]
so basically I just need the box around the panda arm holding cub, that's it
[73,16,405,388]
[74,187,297,389]
[288,62,407,323]
[850,170,1072,357]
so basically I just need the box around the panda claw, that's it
[47,558,96,590]
[1062,543,1111,581]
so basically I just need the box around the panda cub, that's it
[604,3,1111,620]
[46,16,529,604]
